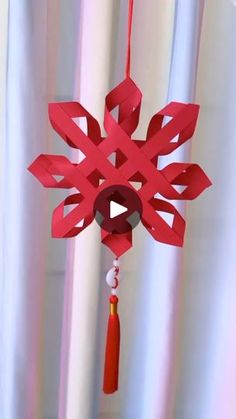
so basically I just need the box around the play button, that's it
[94,185,142,234]
[110,201,128,219]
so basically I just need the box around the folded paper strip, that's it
[28,77,211,257]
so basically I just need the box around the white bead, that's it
[111,288,118,295]
[106,267,117,288]
[113,258,120,268]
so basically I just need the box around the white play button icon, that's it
[94,185,143,234]
[110,200,128,219]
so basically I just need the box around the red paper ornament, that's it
[28,78,211,256]
[28,0,212,395]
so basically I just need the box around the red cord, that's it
[125,0,134,78]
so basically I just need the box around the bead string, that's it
[106,258,120,295]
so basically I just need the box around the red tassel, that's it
[103,295,120,394]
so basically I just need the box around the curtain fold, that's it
[1,1,235,418]
[1,2,48,418]
[175,1,236,418]
[61,2,116,418]
[124,2,206,419]
[0,1,76,418]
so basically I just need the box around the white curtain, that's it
[1,1,236,419]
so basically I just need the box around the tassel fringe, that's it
[103,295,120,394]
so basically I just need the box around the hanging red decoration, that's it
[28,0,212,394]
[28,79,211,256]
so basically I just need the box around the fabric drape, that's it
[1,1,235,419]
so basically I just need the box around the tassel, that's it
[103,295,120,394]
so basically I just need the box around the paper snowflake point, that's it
[28,77,212,256]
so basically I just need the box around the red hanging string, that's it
[125,0,134,78]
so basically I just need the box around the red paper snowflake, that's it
[28,77,211,256]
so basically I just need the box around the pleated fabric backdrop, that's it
[1,1,236,418]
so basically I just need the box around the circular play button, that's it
[93,185,142,234]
